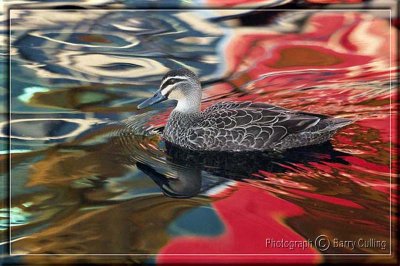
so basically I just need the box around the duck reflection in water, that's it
[137,141,349,198]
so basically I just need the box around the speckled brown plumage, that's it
[163,101,351,151]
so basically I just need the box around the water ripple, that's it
[5,7,395,258]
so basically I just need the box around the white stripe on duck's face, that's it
[160,76,189,97]
[160,76,188,88]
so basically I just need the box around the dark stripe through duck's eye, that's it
[165,79,177,86]
[161,77,187,91]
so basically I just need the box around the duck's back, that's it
[164,101,351,152]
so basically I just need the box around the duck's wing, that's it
[204,101,329,118]
[187,101,324,150]
[202,101,324,132]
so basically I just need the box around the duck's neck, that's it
[174,93,201,113]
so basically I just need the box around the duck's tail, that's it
[323,117,353,131]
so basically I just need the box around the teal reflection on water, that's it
[168,206,225,237]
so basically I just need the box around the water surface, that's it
[2,7,397,264]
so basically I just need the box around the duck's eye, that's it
[161,77,186,91]
[163,79,175,87]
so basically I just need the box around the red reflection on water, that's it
[223,12,394,93]
[158,184,320,264]
[285,188,364,209]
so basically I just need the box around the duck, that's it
[137,68,352,152]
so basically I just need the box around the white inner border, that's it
[8,8,393,257]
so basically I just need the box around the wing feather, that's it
[186,101,323,150]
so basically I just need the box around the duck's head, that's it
[137,68,202,113]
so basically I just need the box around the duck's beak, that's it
[137,91,167,109]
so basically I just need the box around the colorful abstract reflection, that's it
[1,0,397,265]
